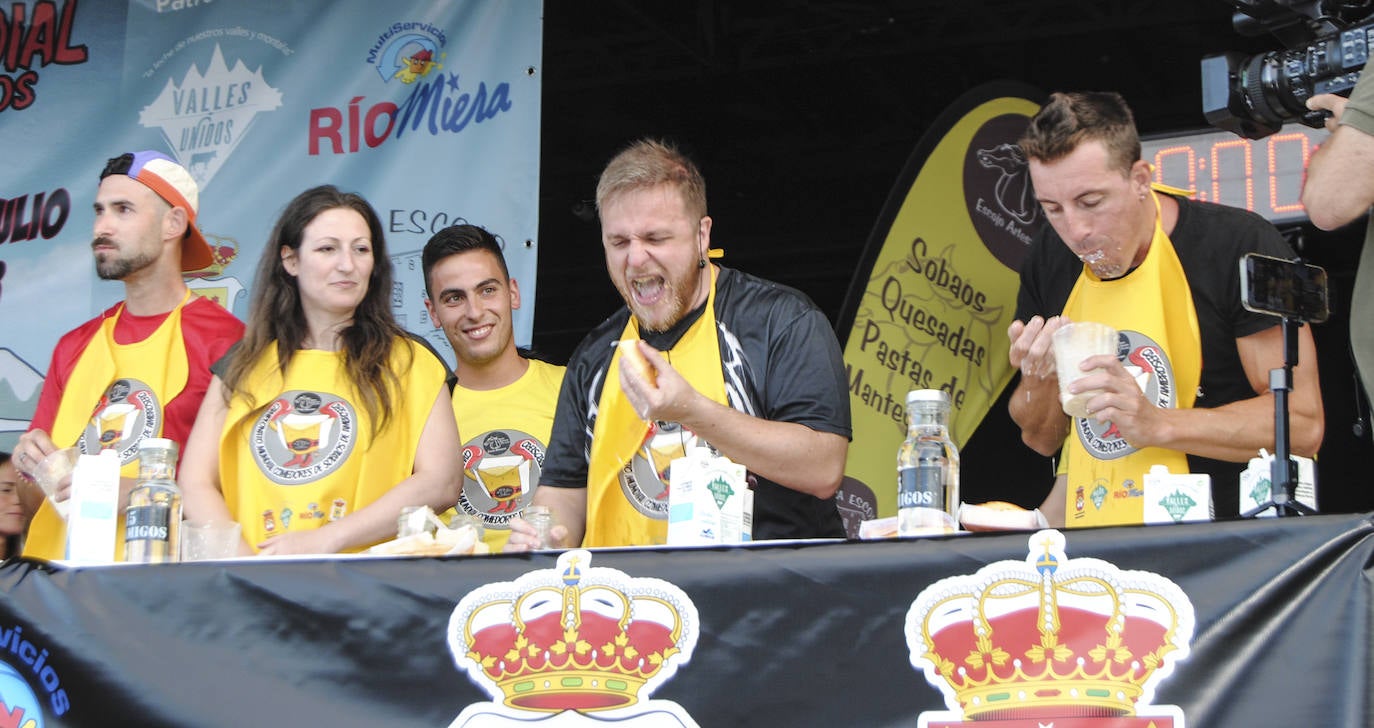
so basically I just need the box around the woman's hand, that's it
[257,526,344,556]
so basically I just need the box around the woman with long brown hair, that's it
[180,186,460,554]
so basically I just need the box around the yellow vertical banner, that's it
[836,84,1045,520]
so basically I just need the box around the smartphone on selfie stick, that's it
[1238,253,1328,517]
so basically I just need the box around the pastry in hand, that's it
[618,339,656,386]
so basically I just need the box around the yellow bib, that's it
[448,359,565,552]
[1061,192,1202,527]
[585,267,729,547]
[25,294,191,561]
[220,339,439,552]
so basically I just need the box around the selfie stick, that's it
[1241,313,1316,518]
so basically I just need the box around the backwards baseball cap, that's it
[100,151,214,272]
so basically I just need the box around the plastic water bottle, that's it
[125,438,182,563]
[897,390,961,536]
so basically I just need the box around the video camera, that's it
[1202,1,1374,139]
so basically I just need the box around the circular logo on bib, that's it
[457,428,547,530]
[78,378,161,465]
[619,421,700,519]
[250,390,356,485]
[1076,330,1175,460]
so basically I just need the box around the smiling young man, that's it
[1006,92,1324,527]
[13,151,244,560]
[421,224,564,551]
[507,138,851,550]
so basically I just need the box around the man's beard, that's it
[627,267,701,334]
[94,239,157,281]
[631,288,688,334]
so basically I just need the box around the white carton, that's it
[667,448,752,545]
[65,450,121,564]
[1142,464,1213,524]
[1239,449,1317,517]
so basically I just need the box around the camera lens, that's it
[1202,16,1374,139]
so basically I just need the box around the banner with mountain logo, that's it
[0,0,543,451]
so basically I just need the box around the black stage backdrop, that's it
[0,514,1369,727]
[535,3,1374,517]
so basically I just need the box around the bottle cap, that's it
[138,437,177,453]
[137,438,179,479]
[906,389,950,406]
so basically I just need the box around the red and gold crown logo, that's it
[906,530,1195,723]
[449,549,699,713]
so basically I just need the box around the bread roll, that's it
[618,339,656,385]
[367,524,482,556]
[959,501,1044,532]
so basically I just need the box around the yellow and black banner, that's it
[837,83,1045,516]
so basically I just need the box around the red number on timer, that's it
[1269,132,1311,216]
[1211,139,1254,212]
[1153,145,1197,192]
[1149,128,1321,223]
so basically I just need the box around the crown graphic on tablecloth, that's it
[448,549,699,713]
[906,530,1195,721]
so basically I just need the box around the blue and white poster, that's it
[0,0,544,451]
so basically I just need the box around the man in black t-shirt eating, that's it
[507,138,851,549]
[1007,92,1324,526]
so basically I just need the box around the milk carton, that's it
[1239,449,1317,517]
[667,448,752,545]
[65,450,121,564]
[1142,464,1213,524]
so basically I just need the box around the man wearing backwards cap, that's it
[13,151,244,560]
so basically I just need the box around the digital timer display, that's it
[1140,123,1329,226]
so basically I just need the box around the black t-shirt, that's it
[1015,194,1299,517]
[542,266,851,539]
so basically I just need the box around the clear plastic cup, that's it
[181,521,243,561]
[30,447,80,519]
[1051,322,1119,418]
[523,505,555,549]
[445,511,486,543]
